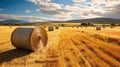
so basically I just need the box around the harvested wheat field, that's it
[0,26,120,67]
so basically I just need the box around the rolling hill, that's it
[51,18,120,24]
[0,19,25,24]
[0,18,120,25]
[65,18,120,24]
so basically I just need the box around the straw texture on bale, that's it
[11,26,48,51]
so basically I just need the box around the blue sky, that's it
[0,0,38,15]
[53,0,74,5]
[0,0,74,16]
[0,0,120,22]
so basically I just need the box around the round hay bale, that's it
[11,26,48,51]
[55,26,59,29]
[48,26,54,31]
[96,26,101,30]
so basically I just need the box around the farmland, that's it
[0,26,120,67]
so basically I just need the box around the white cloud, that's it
[72,0,86,2]
[25,10,32,13]
[28,0,64,15]
[26,0,120,21]
[0,14,53,22]
[102,4,120,19]
[0,9,3,11]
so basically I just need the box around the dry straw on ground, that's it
[11,26,48,51]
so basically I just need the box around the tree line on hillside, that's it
[80,22,118,27]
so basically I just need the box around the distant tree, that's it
[87,22,91,26]
[102,24,105,27]
[81,22,93,26]
[81,22,88,26]
[110,23,116,26]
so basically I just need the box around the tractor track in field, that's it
[69,28,120,67]
[87,36,120,62]
[59,29,91,67]
[81,40,119,67]
[77,30,120,62]
[70,38,110,67]
[84,37,120,66]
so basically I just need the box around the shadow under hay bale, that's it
[0,49,32,63]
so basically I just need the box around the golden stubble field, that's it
[0,26,120,67]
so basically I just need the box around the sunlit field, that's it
[0,25,120,67]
